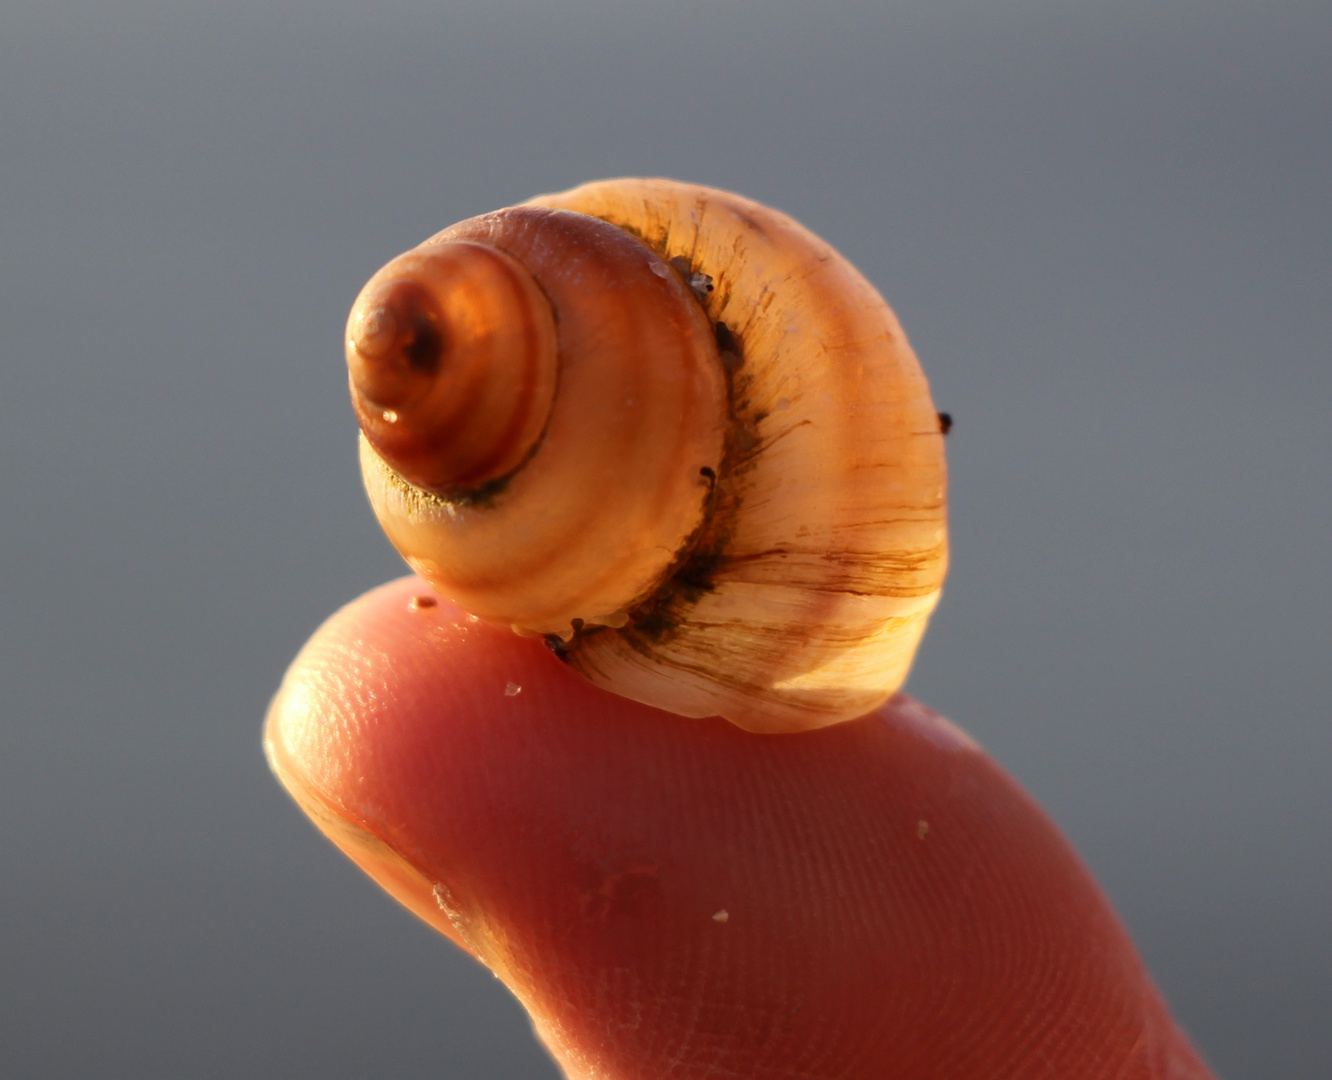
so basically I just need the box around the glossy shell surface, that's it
[354,178,948,732]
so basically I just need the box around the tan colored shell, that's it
[350,178,947,733]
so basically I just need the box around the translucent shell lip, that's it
[351,181,949,733]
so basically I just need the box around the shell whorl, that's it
[351,179,948,733]
[355,204,728,639]
[348,239,559,492]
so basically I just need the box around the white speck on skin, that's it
[712,909,729,923]
[649,261,670,279]
[504,682,522,697]
[382,409,399,423]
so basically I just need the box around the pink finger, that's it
[266,576,1215,1080]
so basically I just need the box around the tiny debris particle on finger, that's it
[408,594,439,611]
[712,908,729,923]
[916,820,930,840]
[504,682,523,696]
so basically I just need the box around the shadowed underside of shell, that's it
[349,178,948,733]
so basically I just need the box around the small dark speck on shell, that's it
[408,595,439,611]
[687,272,714,301]
[714,322,743,370]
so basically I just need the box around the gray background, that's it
[1,1,1328,1077]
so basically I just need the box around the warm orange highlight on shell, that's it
[265,578,1216,1080]
[357,206,728,638]
[347,240,559,492]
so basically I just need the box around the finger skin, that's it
[265,576,1215,1080]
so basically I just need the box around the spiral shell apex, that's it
[348,178,948,733]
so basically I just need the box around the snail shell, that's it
[347,178,948,733]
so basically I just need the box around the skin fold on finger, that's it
[265,576,1216,1080]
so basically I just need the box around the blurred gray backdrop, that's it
[1,1,1328,1077]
